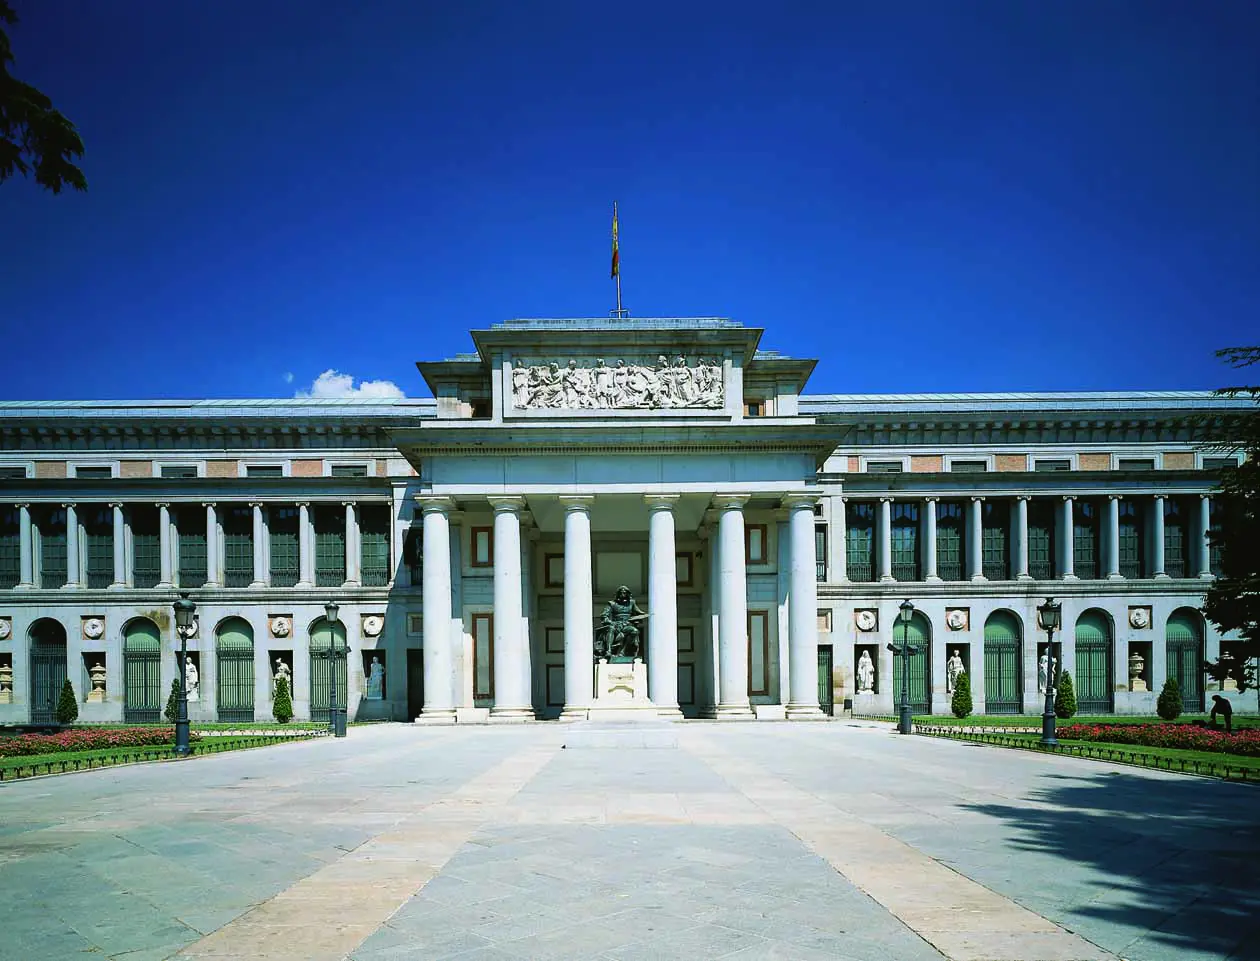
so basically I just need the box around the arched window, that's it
[216,618,255,722]
[1074,609,1112,713]
[1165,608,1204,712]
[29,618,67,724]
[309,617,348,723]
[891,612,931,715]
[123,618,162,723]
[983,610,1022,714]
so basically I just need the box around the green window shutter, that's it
[981,503,1009,580]
[269,529,299,587]
[1208,501,1223,576]
[223,533,252,587]
[178,531,207,587]
[360,508,390,586]
[1118,502,1143,578]
[1163,499,1186,577]
[85,529,113,588]
[0,509,18,588]
[890,503,918,581]
[40,510,68,589]
[937,502,964,581]
[815,526,827,582]
[404,528,422,584]
[133,533,161,588]
[845,503,874,582]
[1074,502,1099,579]
[1028,502,1055,579]
[316,522,345,587]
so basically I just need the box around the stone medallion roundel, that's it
[855,610,877,632]
[362,615,384,637]
[271,617,292,638]
[0,619,10,640]
[83,618,105,640]
[946,610,968,631]
[1129,608,1151,629]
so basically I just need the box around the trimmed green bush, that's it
[164,678,181,724]
[273,676,294,724]
[1055,671,1077,719]
[1157,677,1183,721]
[951,672,973,718]
[54,679,78,724]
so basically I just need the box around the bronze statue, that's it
[596,586,647,661]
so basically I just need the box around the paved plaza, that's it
[0,723,1256,961]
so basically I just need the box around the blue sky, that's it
[1,1,1257,401]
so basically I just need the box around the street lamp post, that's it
[887,599,920,735]
[325,600,346,737]
[172,592,197,756]
[1037,597,1063,746]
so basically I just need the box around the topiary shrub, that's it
[54,679,78,724]
[1054,670,1077,719]
[164,678,181,724]
[273,676,294,724]
[1157,677,1183,721]
[950,672,973,718]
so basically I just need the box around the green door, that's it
[123,619,162,723]
[891,614,930,714]
[983,611,1022,714]
[817,645,833,716]
[216,618,255,723]
[1166,611,1204,712]
[1075,611,1112,714]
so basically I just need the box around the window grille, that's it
[865,461,903,473]
[815,526,827,582]
[1118,501,1144,578]
[949,460,987,473]
[936,501,965,581]
[1074,501,1100,579]
[315,508,345,586]
[269,507,300,587]
[981,501,1009,579]
[160,465,198,478]
[1163,498,1187,578]
[0,508,18,587]
[1034,459,1070,472]
[1028,502,1055,579]
[890,502,919,581]
[222,506,253,587]
[845,502,874,582]
[331,465,368,477]
[246,465,283,478]
[360,507,390,586]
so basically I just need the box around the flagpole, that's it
[611,201,628,318]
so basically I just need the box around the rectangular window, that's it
[845,502,875,582]
[981,501,1009,580]
[1118,500,1144,578]
[176,506,207,588]
[949,460,988,473]
[1202,456,1237,471]
[675,552,693,586]
[39,508,67,589]
[1028,501,1055,579]
[470,527,493,567]
[160,465,198,479]
[130,506,161,589]
[472,612,494,700]
[745,524,768,565]
[0,466,27,479]
[1074,500,1099,580]
[330,465,368,477]
[1034,459,1071,472]
[269,507,300,587]
[360,506,390,586]
[470,400,491,419]
[222,506,254,587]
[815,526,827,582]
[1163,498,1187,578]
[83,507,113,589]
[1117,458,1155,471]
[246,465,283,478]
[1209,500,1223,576]
[404,527,422,585]
[747,610,769,697]
[745,400,765,417]
[865,461,903,473]
[75,466,112,479]
[0,507,19,588]
[890,503,919,581]
[936,501,965,581]
[315,507,345,586]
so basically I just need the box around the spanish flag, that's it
[610,203,620,279]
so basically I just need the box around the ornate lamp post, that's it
[887,599,920,735]
[325,600,346,737]
[172,592,197,756]
[1037,597,1062,746]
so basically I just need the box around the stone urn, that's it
[1128,651,1147,692]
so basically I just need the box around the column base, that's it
[342,579,361,588]
[714,703,755,720]
[413,710,457,726]
[786,703,828,720]
[15,582,32,590]
[560,706,591,721]
[1199,572,1216,580]
[1153,572,1170,580]
[108,582,126,590]
[489,707,536,723]
[1107,573,1124,581]
[1061,574,1078,582]
[156,580,173,589]
[879,575,896,583]
[970,574,987,583]
[295,580,312,589]
[60,583,81,590]
[1017,574,1034,582]
[249,580,267,589]
[655,706,684,720]
[925,575,942,583]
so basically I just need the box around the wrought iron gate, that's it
[892,638,930,714]
[30,644,67,724]
[983,614,1022,715]
[1167,639,1204,712]
[123,650,161,723]
[216,648,255,722]
[1075,638,1112,714]
[309,648,347,723]
[817,645,833,716]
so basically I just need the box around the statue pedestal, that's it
[588,659,658,721]
[87,689,106,703]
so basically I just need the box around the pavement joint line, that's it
[681,730,1121,961]
[169,739,562,961]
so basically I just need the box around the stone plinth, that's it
[588,660,658,721]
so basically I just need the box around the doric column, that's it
[1198,494,1213,578]
[343,501,360,586]
[17,504,33,588]
[488,496,531,717]
[296,502,313,587]
[250,502,267,587]
[923,497,940,582]
[111,503,126,588]
[1106,494,1122,580]
[64,503,80,588]
[1060,496,1076,580]
[715,494,753,717]
[1152,495,1168,578]
[560,496,595,717]
[646,494,680,715]
[877,497,893,582]
[391,494,408,588]
[1015,496,1031,580]
[157,503,173,587]
[968,496,985,581]
[785,495,824,719]
[831,495,847,583]
[204,502,220,587]
[417,496,456,720]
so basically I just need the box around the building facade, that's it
[0,318,1250,725]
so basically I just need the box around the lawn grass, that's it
[910,713,1260,729]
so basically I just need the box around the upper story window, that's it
[0,466,27,479]
[246,465,284,478]
[330,464,369,477]
[74,465,113,479]
[160,465,199,479]
[949,460,987,473]
[470,400,491,419]
[1117,458,1156,471]
[1202,456,1238,471]
[745,400,766,417]
[865,461,903,474]
[1034,459,1071,472]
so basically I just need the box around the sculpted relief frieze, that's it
[510,355,724,411]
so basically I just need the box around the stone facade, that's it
[0,318,1251,725]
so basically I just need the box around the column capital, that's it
[294,501,309,508]
[712,493,750,511]
[155,501,170,509]
[202,501,217,508]
[1108,493,1122,502]
[15,502,29,509]
[1061,494,1074,502]
[969,495,985,503]
[109,501,124,510]
[61,502,76,510]
[249,501,265,509]
[1152,493,1166,502]
[644,493,681,511]
[779,493,818,510]
[1200,492,1212,501]
[923,495,940,503]
[487,495,527,514]
[414,495,456,514]
[558,495,596,511]
[341,500,357,509]
[1016,494,1032,502]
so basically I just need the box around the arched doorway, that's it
[983,610,1022,714]
[891,611,931,714]
[1075,610,1113,714]
[1166,609,1205,712]
[123,618,162,723]
[309,617,347,723]
[29,619,67,724]
[216,618,255,723]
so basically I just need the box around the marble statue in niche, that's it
[365,657,385,700]
[946,650,966,695]
[185,658,200,702]
[511,355,723,410]
[857,650,876,693]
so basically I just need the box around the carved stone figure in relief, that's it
[511,355,723,410]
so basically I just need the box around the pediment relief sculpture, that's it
[510,355,723,410]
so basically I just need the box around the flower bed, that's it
[0,727,199,758]
[1058,723,1260,757]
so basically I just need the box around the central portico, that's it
[391,318,834,721]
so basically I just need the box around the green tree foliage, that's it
[0,2,86,192]
[1201,347,1260,701]
[950,672,973,718]
[164,678,180,724]
[54,678,78,724]
[1054,670,1077,719]
[273,676,293,723]
[1157,677,1183,721]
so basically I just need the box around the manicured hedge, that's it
[0,727,199,758]
[1058,723,1260,758]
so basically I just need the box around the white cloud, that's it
[283,371,294,385]
[296,369,405,399]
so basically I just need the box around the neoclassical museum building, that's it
[0,318,1250,725]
